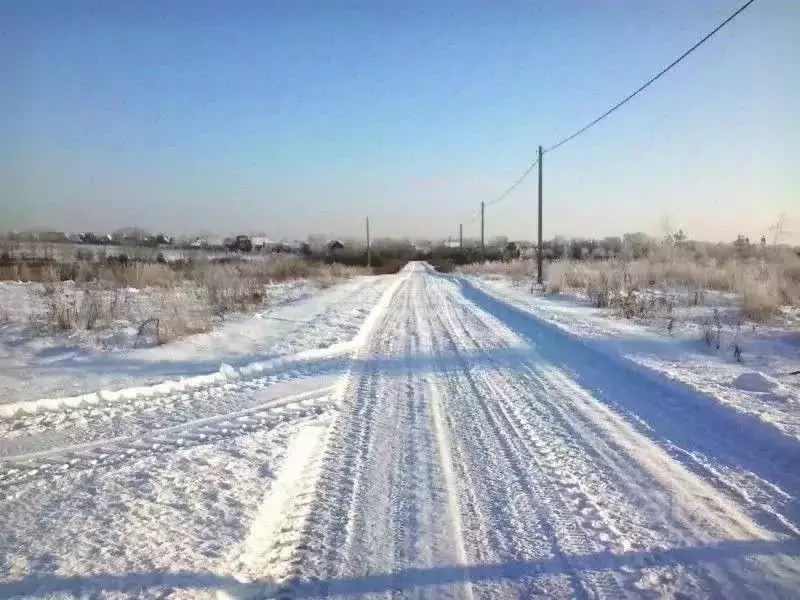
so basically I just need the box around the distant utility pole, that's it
[365,216,371,268]
[537,145,543,284]
[480,201,485,254]
[459,223,463,250]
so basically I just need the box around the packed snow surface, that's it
[1,263,799,599]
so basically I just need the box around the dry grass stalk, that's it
[459,248,800,323]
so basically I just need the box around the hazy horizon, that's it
[2,1,797,244]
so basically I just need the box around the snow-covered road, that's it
[1,263,799,599]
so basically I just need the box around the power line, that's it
[465,208,482,225]
[486,158,539,207]
[462,157,539,229]
[465,0,755,234]
[545,0,756,154]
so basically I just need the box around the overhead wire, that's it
[467,0,756,224]
[486,158,540,207]
[545,0,756,154]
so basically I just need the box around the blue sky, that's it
[1,0,797,242]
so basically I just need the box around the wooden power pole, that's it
[366,216,371,268]
[480,201,485,254]
[537,145,543,284]
[459,223,463,249]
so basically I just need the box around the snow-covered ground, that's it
[1,264,799,599]
[0,277,388,405]
[470,276,800,441]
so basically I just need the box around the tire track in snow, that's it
[222,268,411,596]
[7,265,797,598]
[0,278,387,433]
[424,279,613,598]
[0,385,335,494]
[427,273,796,597]
[239,264,798,599]
[278,274,419,589]
[461,277,800,538]
[0,343,350,439]
[425,380,474,600]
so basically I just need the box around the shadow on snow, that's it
[22,277,800,535]
[454,277,800,534]
[1,539,798,598]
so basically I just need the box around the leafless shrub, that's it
[702,322,715,349]
[46,292,77,330]
[546,279,562,295]
[42,285,112,330]
[7,253,368,342]
[0,264,19,281]
[135,317,161,347]
[586,271,612,308]
[128,262,178,288]
[457,260,535,284]
[699,310,722,350]
[108,288,131,319]
[739,278,781,322]
[82,290,103,330]
[154,291,211,343]
[75,248,95,262]
[544,248,800,323]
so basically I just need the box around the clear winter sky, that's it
[1,0,797,243]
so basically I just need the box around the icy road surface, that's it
[1,263,799,599]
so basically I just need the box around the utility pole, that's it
[365,216,371,268]
[537,145,544,284]
[480,201,485,255]
[459,223,463,250]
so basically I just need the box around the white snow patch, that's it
[734,372,777,393]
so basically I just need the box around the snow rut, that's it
[240,268,470,599]
[0,349,347,441]
[424,279,719,597]
[0,387,334,493]
[3,265,798,599]
[242,264,798,599]
[0,278,385,430]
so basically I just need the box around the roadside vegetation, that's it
[3,232,798,344]
[458,235,800,326]
[0,247,370,343]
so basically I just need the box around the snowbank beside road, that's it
[0,276,393,406]
[465,276,800,441]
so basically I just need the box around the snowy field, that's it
[1,263,799,598]
[0,276,385,405]
[470,276,800,441]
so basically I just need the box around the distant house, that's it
[79,232,113,245]
[503,241,521,260]
[251,236,276,252]
[328,240,345,257]
[227,235,253,253]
